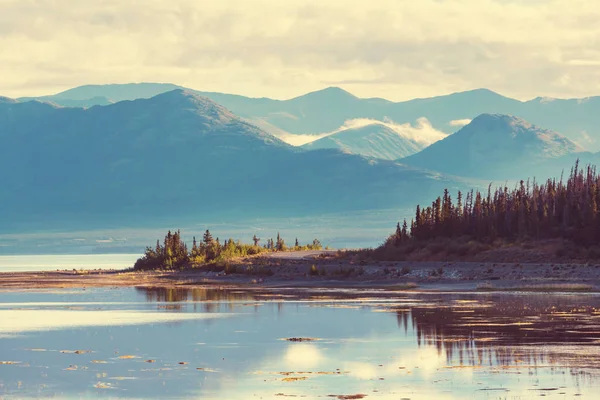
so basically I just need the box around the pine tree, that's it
[275,233,286,251]
[203,229,213,246]
[394,222,402,246]
[381,161,600,251]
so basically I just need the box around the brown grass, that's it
[348,237,600,264]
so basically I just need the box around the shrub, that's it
[310,264,319,276]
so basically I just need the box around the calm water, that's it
[0,254,140,272]
[1,287,599,399]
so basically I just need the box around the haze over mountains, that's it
[302,120,446,160]
[18,83,600,152]
[2,83,597,233]
[402,114,587,179]
[0,89,465,231]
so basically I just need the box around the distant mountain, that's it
[18,82,182,105]
[302,122,443,160]
[0,90,467,231]
[19,83,600,151]
[401,114,588,179]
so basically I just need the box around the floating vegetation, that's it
[257,370,350,378]
[196,367,219,373]
[0,361,20,365]
[61,350,92,354]
[281,376,308,382]
[117,355,140,359]
[282,337,320,342]
[94,382,114,389]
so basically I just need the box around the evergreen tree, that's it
[394,222,402,246]
[276,232,286,251]
[203,229,214,246]
[382,161,600,250]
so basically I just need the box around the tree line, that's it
[134,229,323,270]
[385,161,600,248]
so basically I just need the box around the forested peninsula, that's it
[371,161,600,261]
[134,230,323,271]
[135,161,600,273]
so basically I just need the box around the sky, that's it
[1,0,600,101]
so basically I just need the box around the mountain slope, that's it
[17,83,600,150]
[402,114,585,179]
[302,123,438,159]
[0,90,467,231]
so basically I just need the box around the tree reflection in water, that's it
[395,294,600,371]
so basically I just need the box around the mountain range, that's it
[18,83,600,152]
[4,83,599,233]
[0,90,467,231]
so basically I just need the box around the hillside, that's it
[302,122,443,159]
[401,114,586,179]
[0,90,467,231]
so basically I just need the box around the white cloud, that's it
[1,0,600,100]
[283,343,324,368]
[289,117,447,146]
[264,116,447,146]
[449,119,472,127]
[0,309,230,335]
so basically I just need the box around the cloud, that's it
[287,117,447,146]
[245,117,329,145]
[449,119,472,127]
[264,116,447,146]
[1,0,600,100]
[283,344,323,368]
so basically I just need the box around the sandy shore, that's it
[1,251,600,292]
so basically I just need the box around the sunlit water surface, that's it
[1,287,599,399]
[0,254,140,272]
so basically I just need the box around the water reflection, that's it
[139,287,259,303]
[0,288,599,399]
[393,294,600,371]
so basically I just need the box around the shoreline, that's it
[2,257,600,293]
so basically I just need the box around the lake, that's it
[0,209,412,255]
[1,287,599,399]
[0,254,140,273]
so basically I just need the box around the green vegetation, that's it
[134,229,323,271]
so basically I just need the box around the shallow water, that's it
[0,254,140,272]
[1,287,599,399]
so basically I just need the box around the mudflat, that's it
[2,251,600,292]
